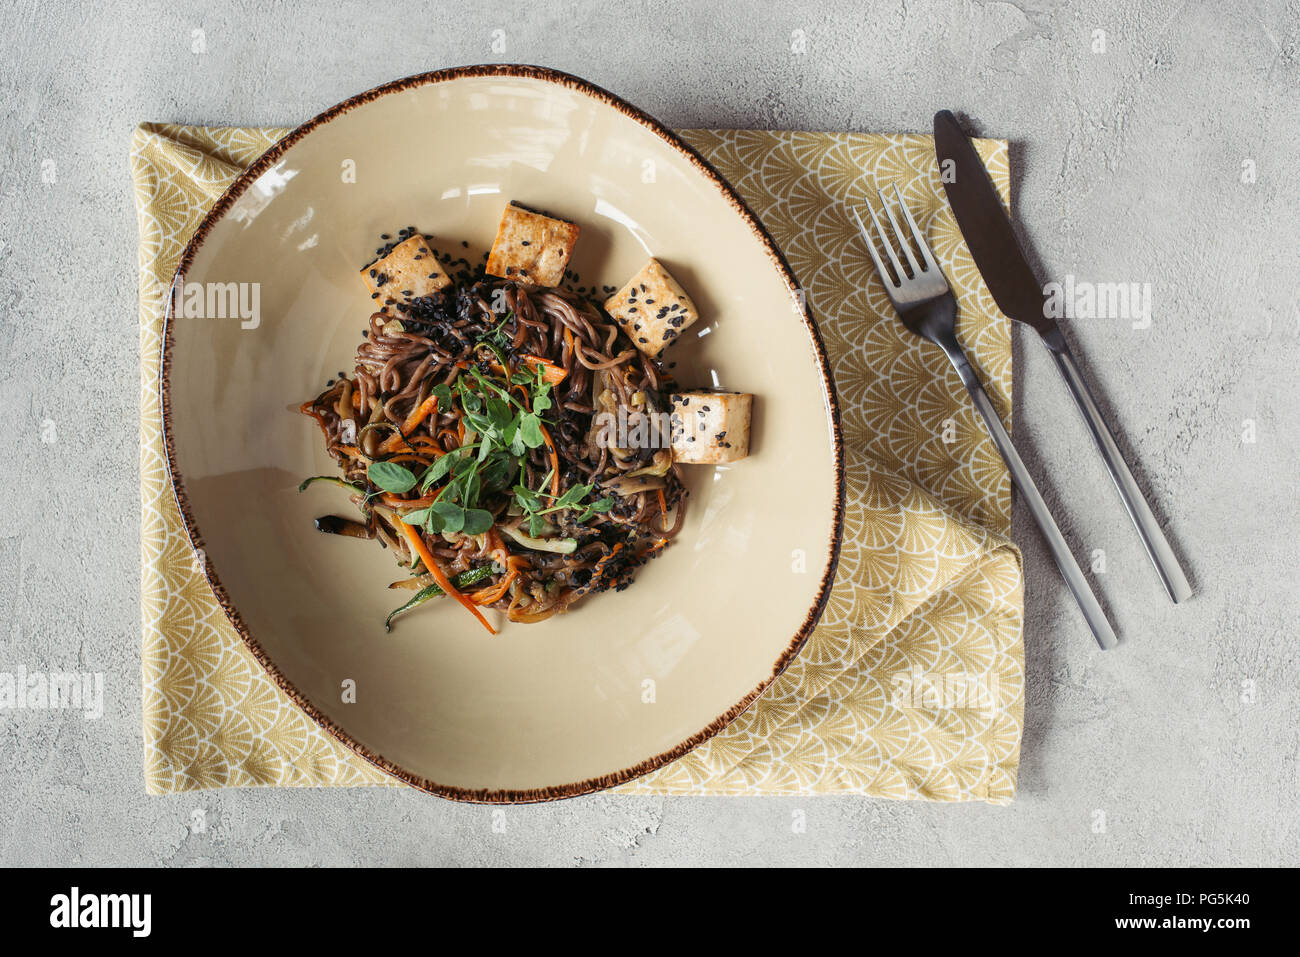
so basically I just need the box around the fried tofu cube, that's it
[669,391,753,464]
[361,235,452,313]
[485,202,580,287]
[604,258,700,356]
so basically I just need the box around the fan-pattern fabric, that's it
[133,123,1023,803]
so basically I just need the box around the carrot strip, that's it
[398,522,496,635]
[379,396,438,454]
[490,354,566,386]
[520,354,567,386]
[472,567,517,605]
[587,542,625,587]
[539,424,561,496]
[656,489,668,531]
[299,402,332,439]
[384,453,432,466]
[381,492,437,509]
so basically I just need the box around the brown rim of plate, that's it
[159,63,847,803]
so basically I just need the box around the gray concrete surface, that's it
[0,0,1297,867]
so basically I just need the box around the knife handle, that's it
[1043,334,1193,603]
[942,344,1118,650]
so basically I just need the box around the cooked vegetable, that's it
[299,207,711,632]
[398,520,496,635]
[500,525,578,555]
[384,565,495,631]
[314,515,373,538]
[298,475,364,493]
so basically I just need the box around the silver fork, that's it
[853,187,1117,650]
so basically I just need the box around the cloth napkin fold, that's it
[133,123,1023,803]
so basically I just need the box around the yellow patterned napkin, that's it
[133,124,1023,802]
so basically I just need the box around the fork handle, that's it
[1043,334,1193,603]
[946,350,1118,650]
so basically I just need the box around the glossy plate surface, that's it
[163,65,843,800]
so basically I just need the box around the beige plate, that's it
[163,65,845,801]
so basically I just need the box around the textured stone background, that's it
[0,0,1296,866]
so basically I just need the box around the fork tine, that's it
[877,188,922,277]
[891,184,939,271]
[851,205,897,289]
[863,202,906,285]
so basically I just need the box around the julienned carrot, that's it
[520,354,567,386]
[379,395,438,454]
[485,354,566,387]
[539,424,560,496]
[589,541,624,584]
[381,492,437,509]
[656,489,667,531]
[398,521,496,635]
[299,401,331,439]
[472,566,517,606]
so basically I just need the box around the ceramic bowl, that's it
[163,65,844,800]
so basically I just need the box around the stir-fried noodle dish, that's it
[301,201,754,634]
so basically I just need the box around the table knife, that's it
[933,109,1192,604]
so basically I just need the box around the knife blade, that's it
[932,111,1055,333]
[932,109,1192,604]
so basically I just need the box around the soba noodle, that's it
[301,272,688,631]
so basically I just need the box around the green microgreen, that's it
[363,356,608,544]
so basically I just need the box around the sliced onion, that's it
[500,525,578,554]
[602,474,667,497]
